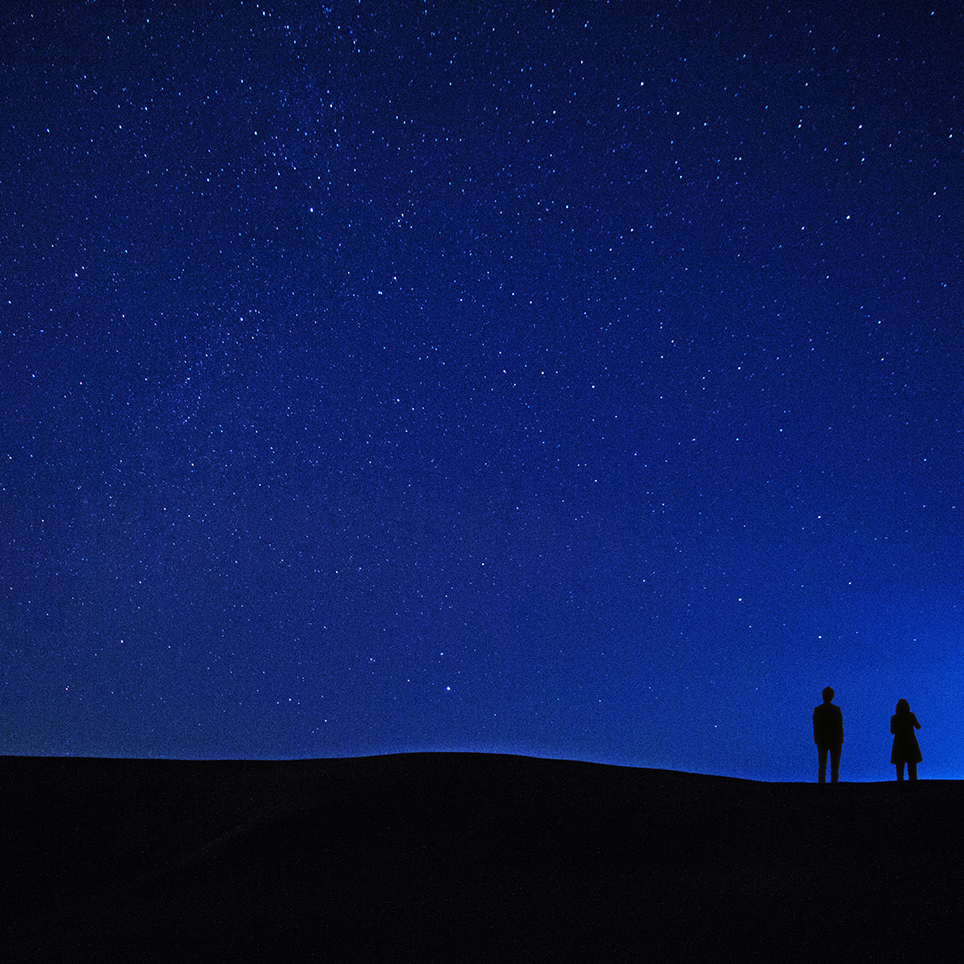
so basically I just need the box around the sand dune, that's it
[2,753,962,962]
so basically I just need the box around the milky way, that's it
[2,2,962,779]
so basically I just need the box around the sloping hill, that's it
[3,754,962,962]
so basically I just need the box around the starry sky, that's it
[2,1,962,781]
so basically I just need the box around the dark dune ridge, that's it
[3,753,963,962]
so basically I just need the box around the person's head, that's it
[822,686,835,703]
[896,698,910,714]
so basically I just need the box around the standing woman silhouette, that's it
[890,699,922,782]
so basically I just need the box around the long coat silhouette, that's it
[890,700,922,765]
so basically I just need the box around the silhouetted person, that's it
[890,698,922,782]
[812,686,843,783]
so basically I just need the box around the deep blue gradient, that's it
[3,2,962,780]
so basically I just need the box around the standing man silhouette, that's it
[812,686,844,783]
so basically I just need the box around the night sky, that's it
[3,2,963,781]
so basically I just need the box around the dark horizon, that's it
[6,752,964,961]
[3,2,962,783]
[1,744,959,786]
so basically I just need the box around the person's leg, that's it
[896,762,904,781]
[829,746,841,783]
[818,747,828,783]
[908,761,917,781]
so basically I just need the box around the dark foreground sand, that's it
[2,753,962,962]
